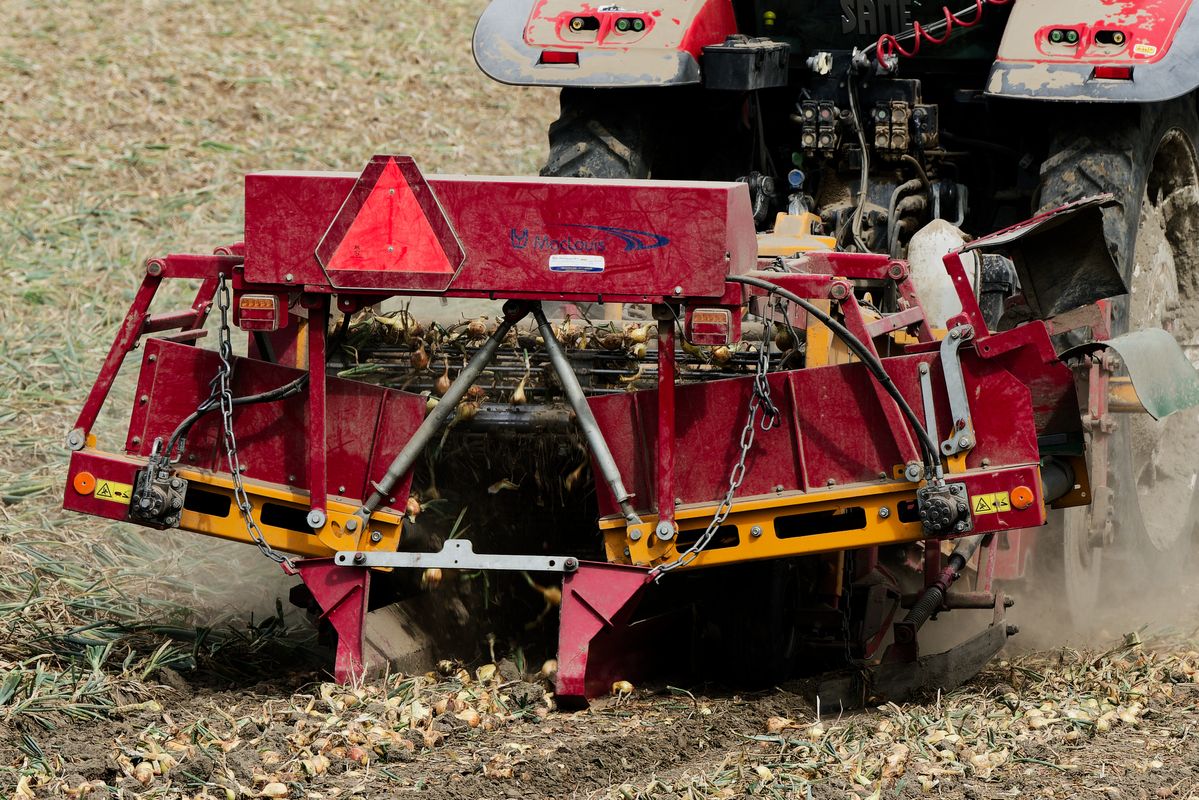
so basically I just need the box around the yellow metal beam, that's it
[603,481,926,569]
[174,468,404,558]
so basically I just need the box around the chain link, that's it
[651,301,781,577]
[212,275,295,570]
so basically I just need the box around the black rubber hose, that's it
[165,373,310,458]
[727,274,940,474]
[903,533,986,629]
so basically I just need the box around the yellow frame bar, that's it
[603,481,925,569]
[174,468,404,558]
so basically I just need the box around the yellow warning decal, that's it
[94,479,133,505]
[972,492,1011,516]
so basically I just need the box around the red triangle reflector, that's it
[327,157,451,273]
[317,155,464,291]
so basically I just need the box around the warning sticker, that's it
[1134,42,1158,57]
[972,492,1011,516]
[94,479,133,505]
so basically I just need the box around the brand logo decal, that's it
[841,0,913,35]
[508,224,670,255]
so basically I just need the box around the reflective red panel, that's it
[325,157,453,274]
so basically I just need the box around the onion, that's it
[712,345,732,366]
[425,395,439,414]
[434,360,450,395]
[539,658,558,680]
[625,323,651,344]
[467,316,488,340]
[630,342,647,359]
[774,322,796,352]
[405,496,422,520]
[411,342,429,371]
[421,568,442,589]
[611,680,634,695]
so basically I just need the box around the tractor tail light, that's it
[236,293,285,332]
[687,308,737,346]
[539,50,579,65]
[1093,66,1134,80]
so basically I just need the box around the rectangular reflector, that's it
[236,293,284,332]
[687,308,733,346]
[1092,66,1134,80]
[539,50,580,65]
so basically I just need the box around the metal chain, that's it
[213,274,295,570]
[651,299,781,577]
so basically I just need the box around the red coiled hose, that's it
[875,0,1013,63]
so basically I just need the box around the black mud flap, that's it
[961,195,1125,320]
[809,619,1011,711]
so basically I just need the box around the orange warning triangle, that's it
[326,157,452,274]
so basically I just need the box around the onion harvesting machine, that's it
[60,154,1199,705]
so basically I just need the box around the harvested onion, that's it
[434,360,450,395]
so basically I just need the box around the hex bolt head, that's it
[307,509,327,529]
[750,525,763,538]
[564,557,579,572]
[370,531,383,543]
[655,521,675,541]
[284,273,294,283]
[879,507,891,519]
[345,518,359,532]
[629,529,642,542]
[958,437,971,448]
[352,552,366,564]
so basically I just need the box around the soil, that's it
[6,645,1199,800]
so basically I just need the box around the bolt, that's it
[1004,597,1016,608]
[623,547,631,557]
[146,260,163,276]
[170,478,182,489]
[352,552,366,564]
[131,436,141,446]
[879,472,888,480]
[981,458,991,467]
[564,557,579,572]
[751,525,763,538]
[345,518,359,532]
[338,485,346,494]
[171,498,182,510]
[958,437,971,448]
[919,362,929,375]
[187,454,197,463]
[675,497,683,507]
[955,521,968,532]
[370,530,383,543]
[387,245,394,253]
[288,474,296,482]
[958,502,968,514]
[829,282,849,300]
[950,329,960,339]
[629,529,642,542]
[774,484,785,493]
[148,354,157,363]
[879,507,891,519]
[827,478,837,487]
[388,188,395,196]
[655,521,675,541]
[138,394,148,405]
[673,286,683,296]
[284,273,294,283]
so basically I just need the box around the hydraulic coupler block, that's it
[129,466,188,530]
[916,482,972,536]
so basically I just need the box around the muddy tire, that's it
[541,88,652,179]
[1034,96,1199,621]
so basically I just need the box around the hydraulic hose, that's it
[727,274,940,478]
[902,533,987,632]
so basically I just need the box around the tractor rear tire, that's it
[1034,96,1199,624]
[541,88,652,179]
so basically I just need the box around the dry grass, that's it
[0,0,555,725]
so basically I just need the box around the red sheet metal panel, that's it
[243,168,757,301]
[588,351,1042,519]
[126,339,423,512]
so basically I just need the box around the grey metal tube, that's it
[532,305,642,525]
[358,313,520,516]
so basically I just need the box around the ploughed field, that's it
[3,2,1199,797]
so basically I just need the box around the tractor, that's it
[474,0,1199,625]
[58,1,1199,704]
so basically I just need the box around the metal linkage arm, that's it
[532,305,642,526]
[356,302,529,519]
